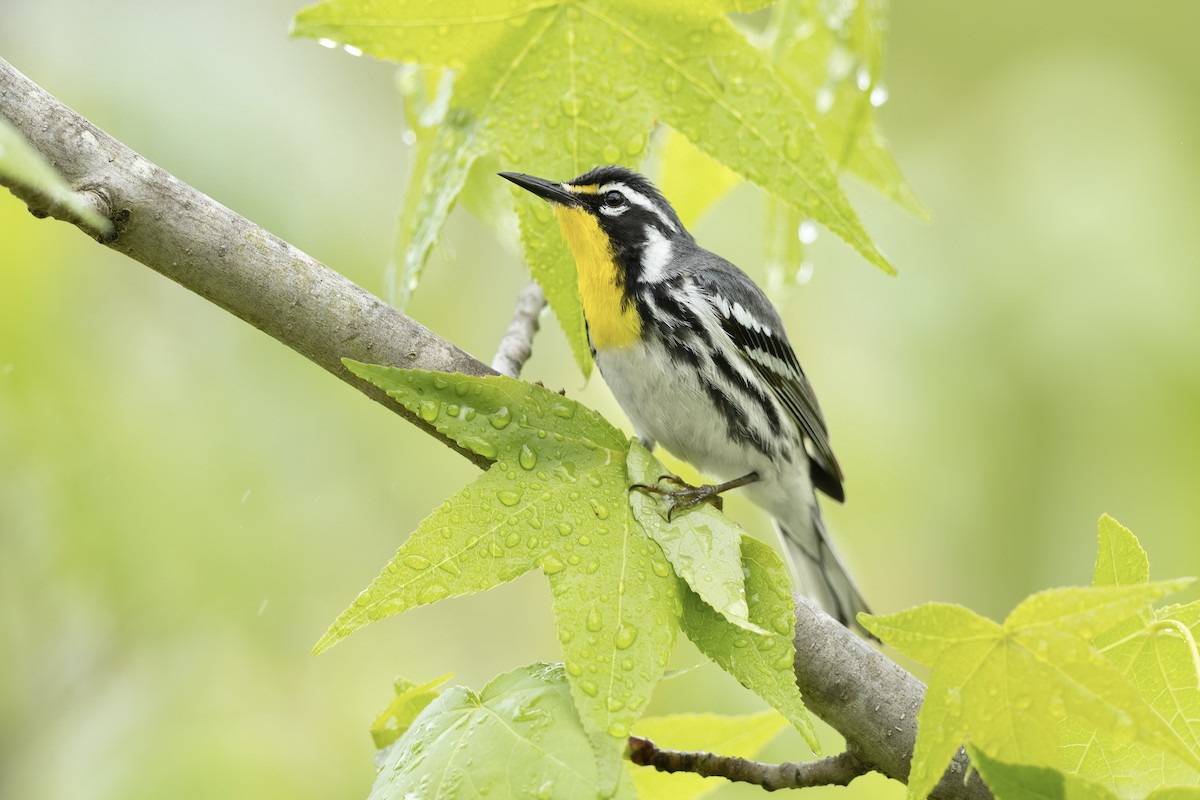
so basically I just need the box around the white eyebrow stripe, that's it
[599,182,677,232]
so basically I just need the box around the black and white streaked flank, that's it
[501,165,871,635]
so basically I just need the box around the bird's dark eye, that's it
[603,190,625,208]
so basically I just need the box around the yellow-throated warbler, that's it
[501,166,870,635]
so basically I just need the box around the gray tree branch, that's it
[791,594,991,799]
[0,56,495,470]
[0,56,989,799]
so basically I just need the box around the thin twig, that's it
[628,737,870,791]
[491,280,546,378]
[0,179,115,241]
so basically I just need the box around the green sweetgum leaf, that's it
[657,130,741,229]
[1058,518,1200,798]
[757,0,924,289]
[325,365,818,788]
[862,579,1199,800]
[370,663,637,800]
[386,68,523,309]
[1094,514,1150,588]
[626,441,764,634]
[370,672,453,749]
[292,0,894,375]
[971,746,1200,800]
[0,116,112,235]
[385,65,459,308]
[969,746,1119,800]
[629,710,789,800]
[660,0,925,287]
[762,0,927,219]
[322,365,678,789]
[680,535,818,751]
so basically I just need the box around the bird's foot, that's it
[630,472,759,520]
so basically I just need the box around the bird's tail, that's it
[775,502,874,639]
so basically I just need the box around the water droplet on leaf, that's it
[418,400,440,422]
[615,625,638,649]
[489,406,513,429]
[460,436,498,459]
[419,583,449,604]
[946,687,963,715]
[1111,711,1136,743]
[519,444,537,470]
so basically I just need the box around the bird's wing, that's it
[691,260,845,502]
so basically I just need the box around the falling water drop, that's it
[816,86,835,114]
[798,219,819,245]
[856,65,872,91]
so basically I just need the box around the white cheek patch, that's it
[640,225,674,282]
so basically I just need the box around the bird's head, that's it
[499,166,691,285]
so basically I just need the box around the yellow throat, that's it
[553,205,641,350]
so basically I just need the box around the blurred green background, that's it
[3,2,1200,798]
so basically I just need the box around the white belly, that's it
[595,339,771,481]
[596,338,819,556]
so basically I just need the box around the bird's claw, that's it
[630,474,725,519]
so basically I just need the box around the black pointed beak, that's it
[498,171,581,206]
